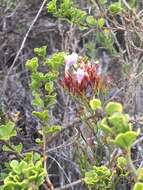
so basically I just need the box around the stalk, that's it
[126,148,137,181]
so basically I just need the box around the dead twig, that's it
[53,178,84,190]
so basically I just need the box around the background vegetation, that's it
[1,0,143,189]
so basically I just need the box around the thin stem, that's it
[53,178,84,190]
[125,148,137,180]
[43,134,54,190]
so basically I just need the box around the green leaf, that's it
[44,72,58,82]
[2,145,12,152]
[4,152,45,190]
[86,16,97,26]
[14,143,23,153]
[105,102,123,116]
[45,82,54,94]
[45,94,57,107]
[114,131,139,149]
[47,52,65,70]
[117,156,126,170]
[99,118,112,133]
[33,153,41,162]
[128,0,137,8]
[34,46,47,58]
[97,18,105,28]
[31,80,40,90]
[2,143,23,153]
[31,72,45,84]
[108,3,123,14]
[90,99,102,111]
[44,125,62,135]
[32,110,49,122]
[137,168,143,181]
[99,0,107,5]
[10,160,20,174]
[35,138,43,145]
[108,113,130,134]
[47,0,57,14]
[18,160,28,172]
[84,165,111,187]
[25,57,38,72]
[32,93,44,108]
[84,170,98,185]
[133,182,143,190]
[0,121,16,141]
[47,0,87,25]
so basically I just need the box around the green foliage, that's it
[1,0,142,189]
[26,47,60,110]
[96,31,115,54]
[25,57,38,73]
[108,113,131,133]
[32,110,49,122]
[84,41,96,59]
[99,118,112,133]
[97,100,139,151]
[84,166,111,189]
[47,0,115,53]
[1,152,45,190]
[105,102,123,116]
[97,18,105,28]
[114,131,139,149]
[32,92,44,108]
[26,46,62,141]
[43,125,62,135]
[99,0,107,5]
[137,168,143,181]
[133,182,143,190]
[99,113,132,136]
[45,82,54,93]
[46,52,65,70]
[90,98,102,111]
[34,46,47,59]
[128,0,137,8]
[0,121,16,141]
[117,156,127,171]
[2,143,23,154]
[47,0,86,25]
[108,2,123,14]
[86,16,97,26]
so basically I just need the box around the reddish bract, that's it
[61,54,111,96]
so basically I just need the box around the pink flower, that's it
[76,68,85,84]
[65,52,78,71]
[61,54,112,96]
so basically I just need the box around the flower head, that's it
[65,52,78,71]
[61,53,112,96]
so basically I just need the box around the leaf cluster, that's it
[0,152,45,190]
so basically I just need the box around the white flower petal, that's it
[76,68,85,84]
[65,52,78,71]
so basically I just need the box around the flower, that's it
[61,54,112,96]
[76,68,86,84]
[65,52,78,71]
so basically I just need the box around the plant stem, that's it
[43,134,54,190]
[53,178,84,190]
[126,148,137,180]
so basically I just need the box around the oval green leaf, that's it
[105,102,123,116]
